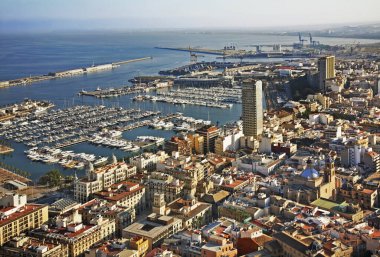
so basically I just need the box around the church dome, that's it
[300,159,319,179]
[300,167,319,179]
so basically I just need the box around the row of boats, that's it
[133,86,243,109]
[89,130,165,152]
[135,136,165,145]
[157,86,242,103]
[25,147,108,170]
[149,115,211,131]
[0,105,160,148]
[90,135,140,152]
[134,95,233,109]
[79,85,150,98]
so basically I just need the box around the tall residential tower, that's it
[242,79,263,138]
[318,56,335,92]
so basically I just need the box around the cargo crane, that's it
[299,33,307,46]
[309,33,320,46]
[188,46,204,63]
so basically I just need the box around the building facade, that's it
[0,194,48,246]
[74,159,137,203]
[318,56,335,92]
[242,79,263,138]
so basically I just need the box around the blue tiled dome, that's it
[300,168,319,179]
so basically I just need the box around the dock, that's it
[0,168,31,184]
[112,57,152,66]
[0,145,14,154]
[0,57,152,88]
[55,137,90,149]
[155,46,228,56]
[156,46,314,59]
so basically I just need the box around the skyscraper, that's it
[318,56,335,92]
[242,79,263,138]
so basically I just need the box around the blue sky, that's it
[1,0,379,31]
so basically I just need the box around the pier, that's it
[0,168,31,184]
[55,137,90,149]
[78,80,172,98]
[0,57,152,88]
[112,57,152,66]
[156,46,314,59]
[134,87,240,109]
[0,145,14,154]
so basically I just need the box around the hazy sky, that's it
[1,0,380,31]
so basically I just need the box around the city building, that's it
[188,133,205,155]
[165,194,212,229]
[0,194,48,245]
[242,79,263,138]
[362,151,380,173]
[338,183,377,209]
[318,55,335,92]
[79,199,136,237]
[123,213,182,251]
[0,236,68,257]
[164,136,192,156]
[200,235,237,257]
[214,129,243,155]
[31,209,115,257]
[146,172,185,206]
[93,181,146,214]
[283,154,337,204]
[84,239,139,257]
[195,125,220,153]
[129,151,168,172]
[74,158,137,202]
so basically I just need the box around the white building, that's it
[129,151,168,171]
[215,129,243,154]
[233,153,286,176]
[259,133,283,154]
[74,156,137,203]
[341,144,366,167]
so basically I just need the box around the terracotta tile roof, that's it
[0,204,45,227]
[236,237,259,255]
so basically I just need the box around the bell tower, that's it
[324,152,336,184]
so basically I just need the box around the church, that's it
[283,152,337,204]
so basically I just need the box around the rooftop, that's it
[0,204,45,227]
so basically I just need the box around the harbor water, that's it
[0,31,379,180]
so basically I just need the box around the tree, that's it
[38,169,62,187]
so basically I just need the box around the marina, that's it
[0,99,54,122]
[133,86,242,109]
[0,103,186,173]
[0,105,161,149]
[78,79,172,98]
[0,31,370,181]
[89,130,141,152]
[25,147,109,170]
[149,115,211,132]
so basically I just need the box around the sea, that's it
[0,30,379,180]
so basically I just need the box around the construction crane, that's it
[298,33,307,46]
[309,33,320,46]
